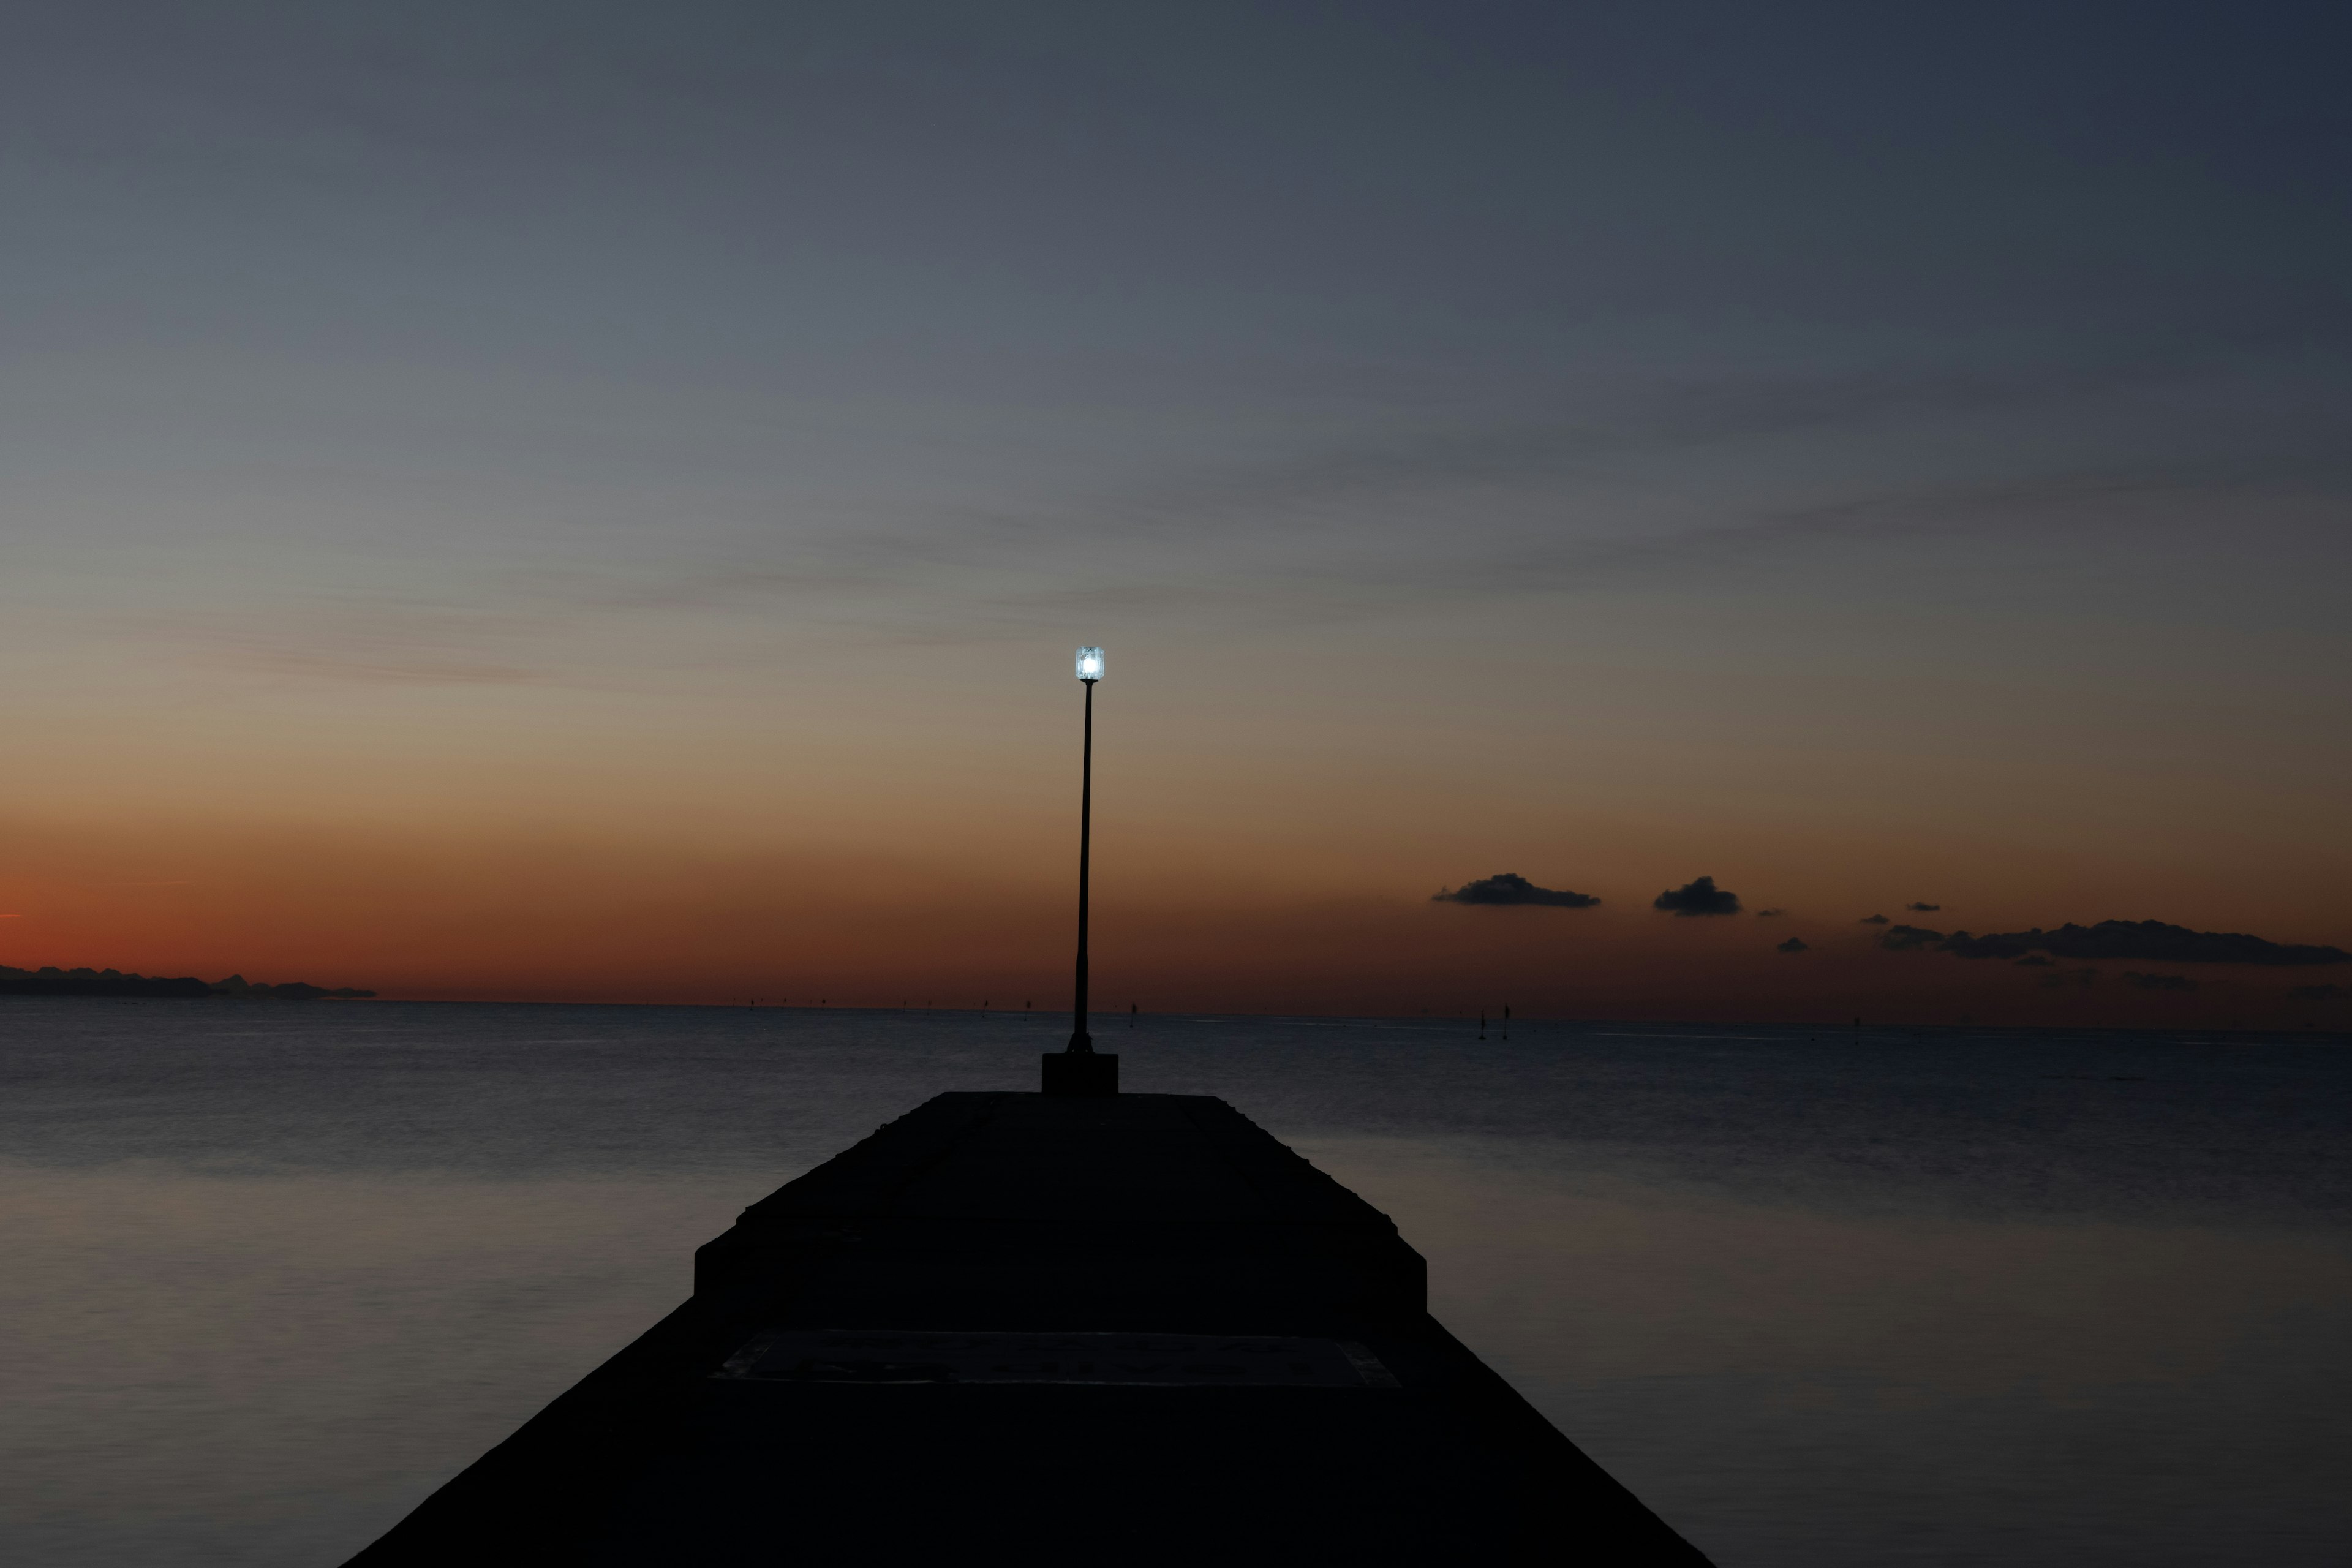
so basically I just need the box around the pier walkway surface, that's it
[347,1091,1713,1564]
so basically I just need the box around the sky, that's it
[2,0,2347,1025]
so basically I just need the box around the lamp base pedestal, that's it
[1041,1052,1118,1096]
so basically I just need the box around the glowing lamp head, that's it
[1074,646,1105,683]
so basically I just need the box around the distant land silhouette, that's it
[0,965,373,1000]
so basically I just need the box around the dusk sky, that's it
[4,1,2347,1023]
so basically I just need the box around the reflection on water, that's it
[0,1001,2345,1566]
[0,1165,753,1567]
[1306,1139,2352,1567]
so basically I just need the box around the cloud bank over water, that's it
[1879,919,2349,966]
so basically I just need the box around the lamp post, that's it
[1069,645,1102,1052]
[1044,645,1118,1096]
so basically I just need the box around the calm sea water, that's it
[1,1001,2346,1566]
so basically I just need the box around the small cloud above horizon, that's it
[1776,937,1809,953]
[1433,872,1600,908]
[1860,914,1890,924]
[1655,876,1741,916]
[1905,902,1941,912]
[1755,908,1785,918]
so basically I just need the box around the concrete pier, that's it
[347,1091,1712,1564]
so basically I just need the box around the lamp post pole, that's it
[1044,646,1115,1095]
[1070,671,1095,1053]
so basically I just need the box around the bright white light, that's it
[1074,646,1106,682]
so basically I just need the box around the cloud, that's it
[1755,908,1785,918]
[1048,362,2242,604]
[1433,873,1600,908]
[1654,876,1740,916]
[1937,920,2348,966]
[1776,937,1809,954]
[1860,914,1890,924]
[1906,902,1942,912]
[2288,984,2347,1002]
[161,602,551,687]
[1879,925,1944,951]
[415,366,2321,654]
[2121,972,2198,992]
[1065,368,2094,552]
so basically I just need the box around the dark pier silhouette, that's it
[347,1087,1711,1564]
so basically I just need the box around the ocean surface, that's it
[1,1001,2346,1567]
